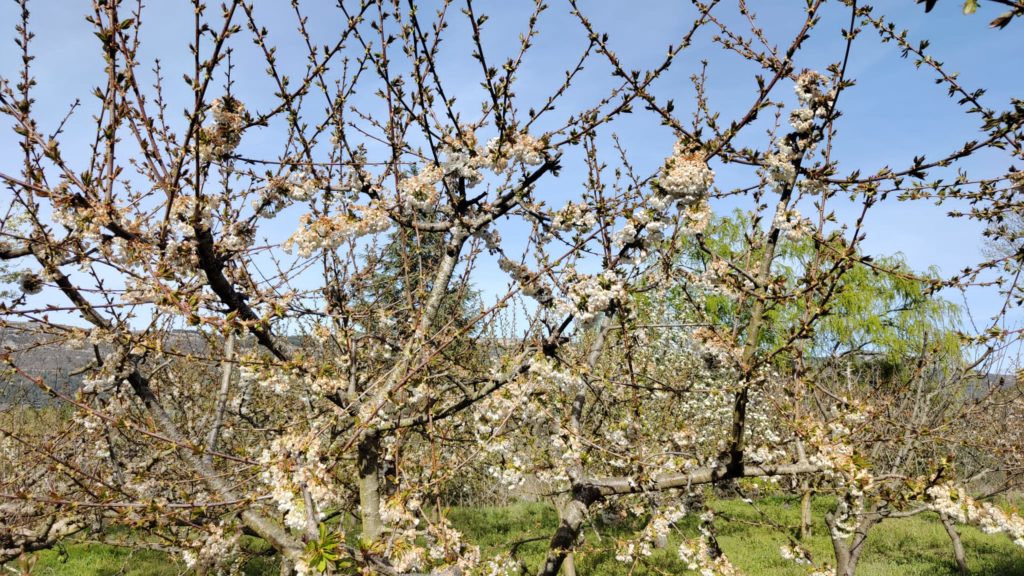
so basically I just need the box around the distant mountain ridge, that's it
[2,320,1018,406]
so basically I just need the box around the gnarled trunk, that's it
[825,510,879,576]
[537,488,599,576]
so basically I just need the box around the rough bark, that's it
[358,432,384,541]
[536,487,599,576]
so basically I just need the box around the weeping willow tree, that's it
[648,209,984,573]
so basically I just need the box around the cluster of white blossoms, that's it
[772,204,811,241]
[677,514,740,576]
[789,69,831,134]
[549,201,599,236]
[779,543,812,565]
[252,173,321,217]
[556,267,628,325]
[258,433,337,531]
[239,364,307,395]
[427,520,481,569]
[80,372,119,395]
[392,131,544,214]
[616,503,688,563]
[800,401,874,539]
[473,373,540,438]
[376,494,482,574]
[681,202,713,237]
[378,496,426,571]
[168,193,213,234]
[398,163,445,211]
[198,96,246,162]
[612,195,675,255]
[814,403,870,473]
[429,132,546,192]
[487,455,529,491]
[180,522,240,573]
[483,132,546,171]
[794,70,834,124]
[656,141,715,205]
[789,107,815,134]
[760,138,799,193]
[926,484,1024,547]
[218,221,255,253]
[528,356,584,392]
[473,366,579,489]
[48,185,132,247]
[614,540,650,564]
[759,70,835,195]
[691,258,744,300]
[284,204,391,257]
[478,554,522,576]
[277,173,320,202]
[441,149,487,188]
[606,140,715,259]
[690,325,745,366]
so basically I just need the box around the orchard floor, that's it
[19,497,1024,575]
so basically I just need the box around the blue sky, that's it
[1,1,1021,335]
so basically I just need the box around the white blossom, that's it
[284,205,392,257]
[656,142,714,205]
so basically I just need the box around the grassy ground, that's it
[19,497,1024,575]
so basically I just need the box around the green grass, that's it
[451,497,1024,576]
[15,497,1024,575]
[26,538,279,576]
[710,497,1024,576]
[27,543,184,576]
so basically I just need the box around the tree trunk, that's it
[825,512,853,576]
[552,496,580,576]
[358,433,384,540]
[537,488,597,576]
[940,513,968,575]
[800,487,813,540]
[562,552,577,576]
[825,510,878,576]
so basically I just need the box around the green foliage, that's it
[304,523,353,575]
[667,210,963,371]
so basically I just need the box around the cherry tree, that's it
[1,1,1022,575]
